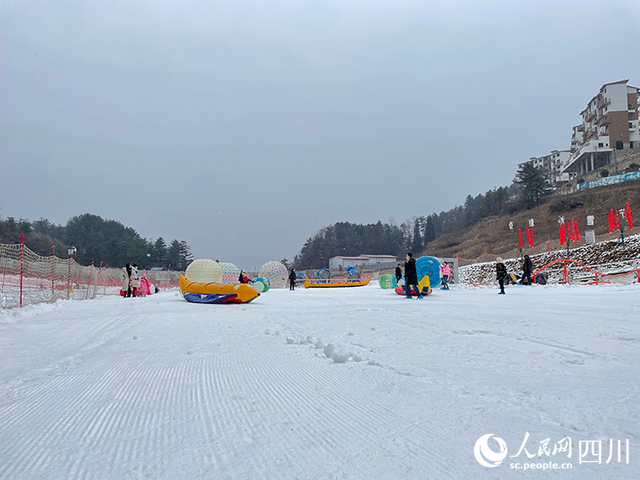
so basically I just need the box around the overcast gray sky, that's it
[2,0,640,268]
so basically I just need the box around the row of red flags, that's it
[517,228,535,248]
[559,219,580,246]
[517,204,633,249]
[608,204,634,233]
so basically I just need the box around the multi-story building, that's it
[562,79,640,175]
[518,150,572,187]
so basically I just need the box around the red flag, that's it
[576,222,580,242]
[626,203,633,230]
[609,210,614,233]
[519,229,522,248]
[560,225,566,245]
[569,220,574,242]
[615,210,620,230]
[530,229,534,247]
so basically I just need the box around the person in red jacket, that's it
[238,270,252,284]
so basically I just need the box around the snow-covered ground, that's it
[0,283,638,479]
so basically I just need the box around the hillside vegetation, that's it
[423,180,640,262]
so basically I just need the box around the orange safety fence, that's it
[532,258,640,285]
[0,238,183,309]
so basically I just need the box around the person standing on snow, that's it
[496,257,508,294]
[288,268,297,291]
[521,255,533,285]
[130,264,140,297]
[440,262,451,290]
[404,253,423,299]
[395,264,402,285]
[122,263,132,297]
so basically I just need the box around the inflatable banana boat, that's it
[304,277,370,288]
[179,275,260,304]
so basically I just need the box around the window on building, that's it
[598,142,604,147]
[631,141,634,148]
[630,122,633,129]
[616,141,623,150]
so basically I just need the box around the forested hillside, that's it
[293,170,640,268]
[0,213,192,270]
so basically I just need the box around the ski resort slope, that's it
[0,284,638,479]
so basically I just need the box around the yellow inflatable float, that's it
[304,277,371,288]
[179,275,260,304]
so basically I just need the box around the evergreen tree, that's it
[166,240,193,271]
[424,215,437,244]
[411,218,423,254]
[515,163,552,209]
[151,237,168,268]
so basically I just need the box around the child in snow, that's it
[440,262,450,290]
[496,257,508,294]
[395,264,402,285]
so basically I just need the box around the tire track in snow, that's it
[200,338,455,478]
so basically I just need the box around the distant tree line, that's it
[293,165,551,268]
[0,213,193,270]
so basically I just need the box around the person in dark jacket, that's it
[395,264,402,285]
[288,268,297,291]
[404,253,423,299]
[496,257,508,294]
[521,255,533,285]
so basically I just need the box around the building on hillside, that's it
[328,254,397,271]
[517,150,572,188]
[562,79,640,176]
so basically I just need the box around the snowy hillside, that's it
[460,234,640,284]
[0,285,638,479]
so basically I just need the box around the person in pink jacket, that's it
[440,262,451,290]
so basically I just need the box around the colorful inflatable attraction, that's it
[393,256,441,296]
[179,275,260,304]
[394,274,431,296]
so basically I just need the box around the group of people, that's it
[495,254,533,294]
[121,263,139,297]
[395,255,452,297]
[121,263,158,297]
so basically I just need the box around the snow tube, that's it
[346,266,360,280]
[316,269,331,280]
[183,293,238,304]
[179,275,260,304]
[416,256,441,288]
[379,274,395,289]
[253,277,270,293]
[395,285,431,296]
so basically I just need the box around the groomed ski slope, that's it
[0,284,638,479]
